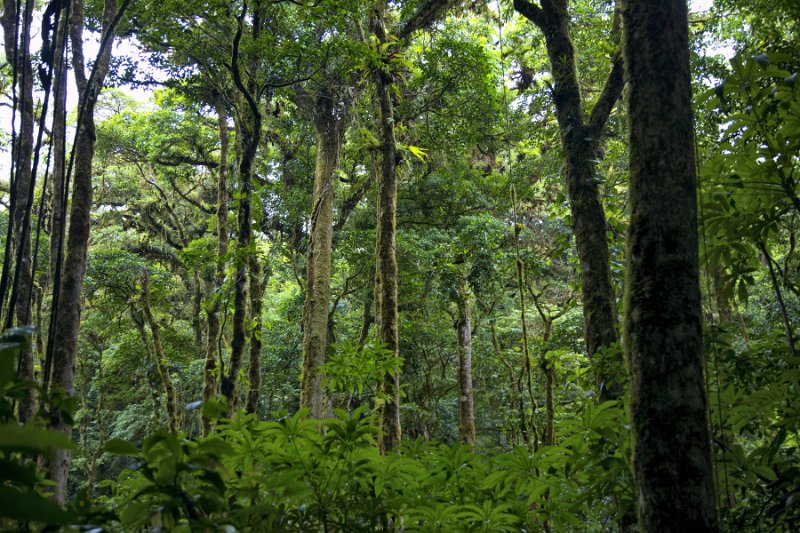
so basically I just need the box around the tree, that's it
[623,0,719,529]
[297,73,354,420]
[0,0,37,422]
[513,0,625,401]
[219,0,264,412]
[47,0,127,504]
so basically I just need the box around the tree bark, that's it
[202,98,230,433]
[246,252,265,414]
[371,7,402,452]
[140,268,178,433]
[221,3,264,409]
[1,0,36,422]
[220,104,256,410]
[623,0,719,529]
[455,273,475,445]
[299,92,343,419]
[50,9,69,290]
[514,0,624,401]
[47,0,120,503]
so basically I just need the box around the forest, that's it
[0,0,798,531]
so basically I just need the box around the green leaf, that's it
[752,464,778,481]
[0,485,73,524]
[203,396,228,420]
[407,145,429,161]
[105,438,140,456]
[120,500,152,528]
[0,458,36,486]
[0,424,74,453]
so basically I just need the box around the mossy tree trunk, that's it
[202,97,230,433]
[299,90,344,419]
[455,272,475,445]
[371,7,402,452]
[622,0,719,529]
[514,0,625,401]
[48,0,121,504]
[1,0,36,422]
[246,253,266,414]
[221,2,264,410]
[139,268,178,433]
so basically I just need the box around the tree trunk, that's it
[300,95,342,419]
[50,10,69,291]
[1,0,36,423]
[192,270,203,348]
[202,98,230,433]
[623,0,719,529]
[246,253,265,414]
[513,0,624,401]
[220,110,256,410]
[455,273,475,445]
[371,8,401,452]
[47,0,120,503]
[140,268,178,433]
[221,3,264,410]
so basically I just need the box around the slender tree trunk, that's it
[623,0,719,529]
[140,268,178,433]
[50,10,69,291]
[222,2,264,410]
[221,111,256,410]
[202,99,230,433]
[491,321,527,445]
[132,310,163,430]
[192,270,203,348]
[513,217,539,451]
[47,0,120,503]
[1,0,36,422]
[356,288,374,350]
[300,97,342,419]
[246,253,265,414]
[760,242,797,357]
[455,273,475,445]
[514,0,624,401]
[371,8,401,451]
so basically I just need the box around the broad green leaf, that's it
[0,424,74,453]
[105,438,140,456]
[0,485,73,524]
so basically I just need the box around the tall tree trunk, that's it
[221,109,256,410]
[455,273,475,445]
[50,9,69,291]
[192,270,203,348]
[1,0,36,422]
[140,268,178,433]
[541,321,555,447]
[513,0,624,401]
[300,94,343,419]
[623,0,719,529]
[132,309,164,431]
[47,0,120,503]
[202,98,230,433]
[221,2,263,410]
[371,8,401,452]
[246,253,265,414]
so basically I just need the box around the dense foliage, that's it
[0,0,798,530]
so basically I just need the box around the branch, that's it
[513,0,545,29]
[153,154,219,169]
[397,0,460,41]
[587,4,623,138]
[332,174,373,246]
[230,1,261,126]
[165,174,215,215]
[587,55,623,138]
